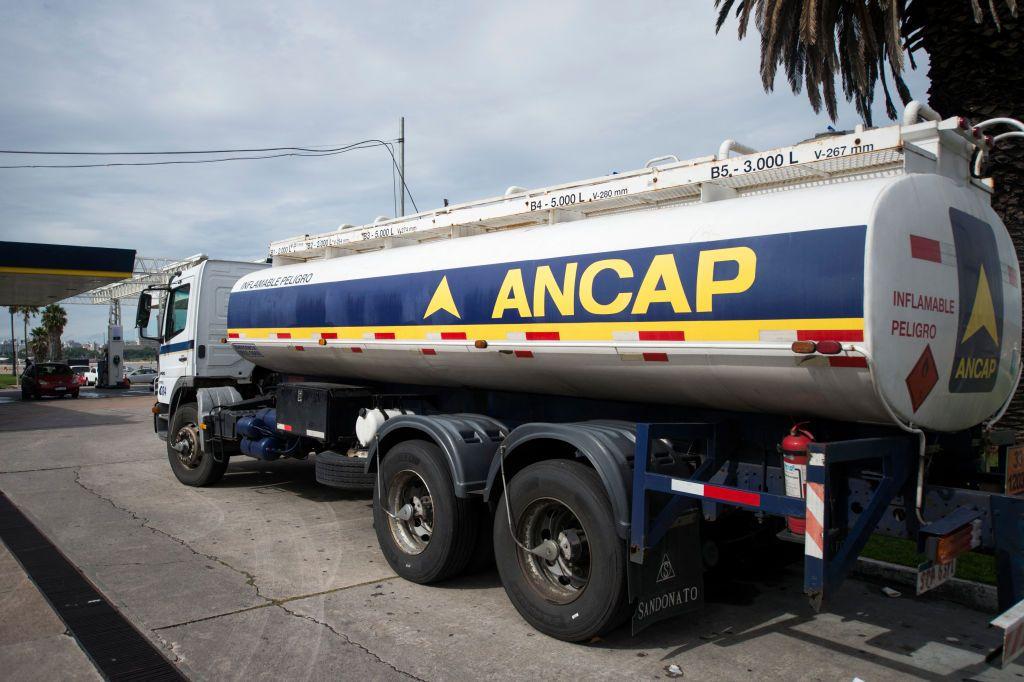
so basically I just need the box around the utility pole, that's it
[399,116,405,217]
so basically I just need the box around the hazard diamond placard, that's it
[906,344,939,412]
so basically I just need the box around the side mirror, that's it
[136,293,152,329]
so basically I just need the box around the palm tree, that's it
[715,0,1024,430]
[17,305,39,363]
[41,304,68,361]
[30,326,49,361]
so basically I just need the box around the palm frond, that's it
[716,0,1018,123]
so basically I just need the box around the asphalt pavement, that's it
[0,390,1020,680]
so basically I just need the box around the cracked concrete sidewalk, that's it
[0,392,1020,681]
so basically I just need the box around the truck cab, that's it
[137,258,268,436]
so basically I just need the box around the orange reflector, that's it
[474,339,488,349]
[318,338,327,346]
[151,405,160,415]
[791,340,817,354]
[816,340,842,355]
[219,337,228,344]
[933,523,980,564]
[199,423,206,430]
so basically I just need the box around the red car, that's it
[20,363,81,400]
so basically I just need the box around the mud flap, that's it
[630,510,704,635]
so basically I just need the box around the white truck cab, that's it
[137,259,269,415]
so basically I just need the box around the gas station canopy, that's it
[0,241,136,306]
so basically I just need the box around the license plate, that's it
[916,559,957,595]
[54,386,66,392]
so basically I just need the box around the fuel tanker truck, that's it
[138,104,1024,657]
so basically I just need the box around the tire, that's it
[493,459,629,642]
[167,402,228,486]
[373,440,479,584]
[315,451,374,491]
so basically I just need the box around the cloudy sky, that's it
[0,1,930,342]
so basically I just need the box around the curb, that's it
[853,557,998,612]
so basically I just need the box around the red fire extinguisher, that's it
[782,423,815,534]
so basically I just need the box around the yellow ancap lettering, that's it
[696,246,757,313]
[579,259,633,315]
[533,263,577,317]
[631,254,691,315]
[492,268,532,319]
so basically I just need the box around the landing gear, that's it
[494,460,629,642]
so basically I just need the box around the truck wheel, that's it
[493,459,628,642]
[167,402,228,486]
[373,440,479,583]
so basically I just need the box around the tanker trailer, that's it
[146,105,1024,652]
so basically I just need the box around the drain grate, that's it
[0,492,185,681]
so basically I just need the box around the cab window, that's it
[164,284,191,340]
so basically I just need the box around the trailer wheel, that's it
[373,440,479,583]
[167,402,228,487]
[493,459,628,642]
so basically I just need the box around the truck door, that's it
[156,278,194,403]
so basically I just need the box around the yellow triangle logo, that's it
[961,263,999,345]
[424,275,461,319]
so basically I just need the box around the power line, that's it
[0,144,384,169]
[0,143,371,155]
[0,136,419,212]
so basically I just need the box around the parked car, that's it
[21,363,80,400]
[126,368,158,386]
[72,366,97,386]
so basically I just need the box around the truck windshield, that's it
[164,284,191,340]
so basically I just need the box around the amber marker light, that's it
[791,340,817,354]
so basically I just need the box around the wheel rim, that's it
[172,421,202,469]
[516,497,590,604]
[386,470,434,555]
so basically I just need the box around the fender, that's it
[367,414,507,497]
[483,421,636,540]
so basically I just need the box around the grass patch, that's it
[861,534,997,585]
[0,375,16,388]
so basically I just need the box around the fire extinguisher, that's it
[782,423,815,534]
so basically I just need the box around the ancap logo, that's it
[948,208,1004,392]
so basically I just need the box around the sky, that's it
[0,1,931,343]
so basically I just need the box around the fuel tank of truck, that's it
[226,172,1021,432]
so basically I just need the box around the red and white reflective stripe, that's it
[277,423,293,432]
[804,481,825,559]
[275,332,292,339]
[992,599,1024,666]
[910,235,942,263]
[320,332,338,339]
[294,345,304,351]
[513,350,533,358]
[828,356,868,368]
[642,352,669,362]
[227,332,240,339]
[670,479,761,507]
[613,330,685,342]
[421,348,437,355]
[796,329,864,342]
[909,235,954,265]
[759,329,796,342]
